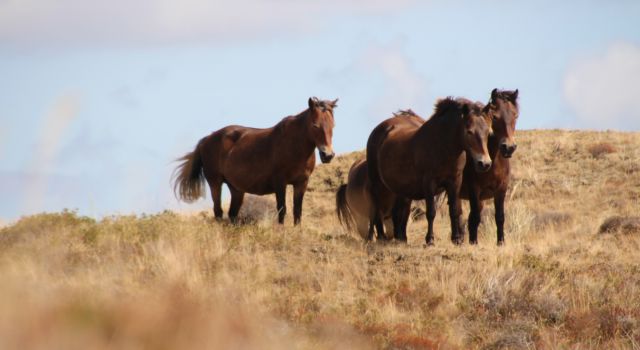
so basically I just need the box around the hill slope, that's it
[1,130,640,349]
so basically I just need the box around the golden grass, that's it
[2,130,640,349]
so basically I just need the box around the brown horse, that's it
[460,89,519,245]
[367,98,492,245]
[336,110,425,241]
[336,158,394,241]
[173,97,338,225]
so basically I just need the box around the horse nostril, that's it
[511,144,518,152]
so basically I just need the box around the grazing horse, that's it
[367,98,492,245]
[336,158,394,241]
[460,89,519,245]
[173,97,338,225]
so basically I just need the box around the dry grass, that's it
[2,130,640,349]
[587,142,617,159]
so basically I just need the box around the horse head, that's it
[307,97,338,163]
[461,102,493,172]
[485,88,519,158]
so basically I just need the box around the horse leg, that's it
[392,203,403,241]
[446,183,462,245]
[228,186,245,224]
[371,213,385,241]
[376,214,391,242]
[293,180,308,225]
[468,188,483,245]
[456,197,465,243]
[425,195,436,246]
[495,190,506,245]
[367,221,375,241]
[208,180,223,220]
[392,198,410,242]
[275,184,287,224]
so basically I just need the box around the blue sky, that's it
[1,0,639,222]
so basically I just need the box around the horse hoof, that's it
[497,240,505,246]
[470,240,478,245]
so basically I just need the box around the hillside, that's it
[1,130,640,349]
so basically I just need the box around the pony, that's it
[459,89,519,245]
[367,98,492,245]
[336,110,424,241]
[336,158,394,241]
[173,97,338,225]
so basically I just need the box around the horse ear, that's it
[331,98,339,108]
[461,103,470,118]
[490,88,499,103]
[308,97,315,109]
[511,89,519,102]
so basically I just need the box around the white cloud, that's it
[356,41,429,117]
[564,42,640,130]
[0,0,415,49]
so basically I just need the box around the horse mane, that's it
[491,89,519,107]
[310,97,337,112]
[429,97,481,121]
[273,97,336,134]
[274,112,306,135]
[393,109,419,118]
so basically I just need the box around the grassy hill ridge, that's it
[1,130,639,349]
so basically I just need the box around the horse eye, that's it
[313,124,321,129]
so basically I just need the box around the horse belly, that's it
[222,146,275,195]
[378,146,421,198]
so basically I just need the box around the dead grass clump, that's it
[0,209,96,250]
[598,216,640,235]
[532,211,573,230]
[565,307,640,343]
[484,320,539,350]
[587,142,617,158]
[237,195,277,224]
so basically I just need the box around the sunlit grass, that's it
[1,130,640,349]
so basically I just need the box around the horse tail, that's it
[366,123,393,230]
[336,184,353,230]
[173,139,206,203]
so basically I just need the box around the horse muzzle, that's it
[500,143,517,158]
[319,149,335,163]
[474,158,492,173]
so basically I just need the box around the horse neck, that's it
[488,135,501,161]
[416,116,465,161]
[277,110,316,159]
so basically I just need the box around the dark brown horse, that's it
[460,89,519,245]
[173,97,338,225]
[367,98,492,245]
[336,110,424,241]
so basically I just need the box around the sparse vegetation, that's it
[587,142,617,158]
[1,130,640,349]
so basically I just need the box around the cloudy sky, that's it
[1,0,639,221]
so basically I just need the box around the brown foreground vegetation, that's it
[1,130,640,349]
